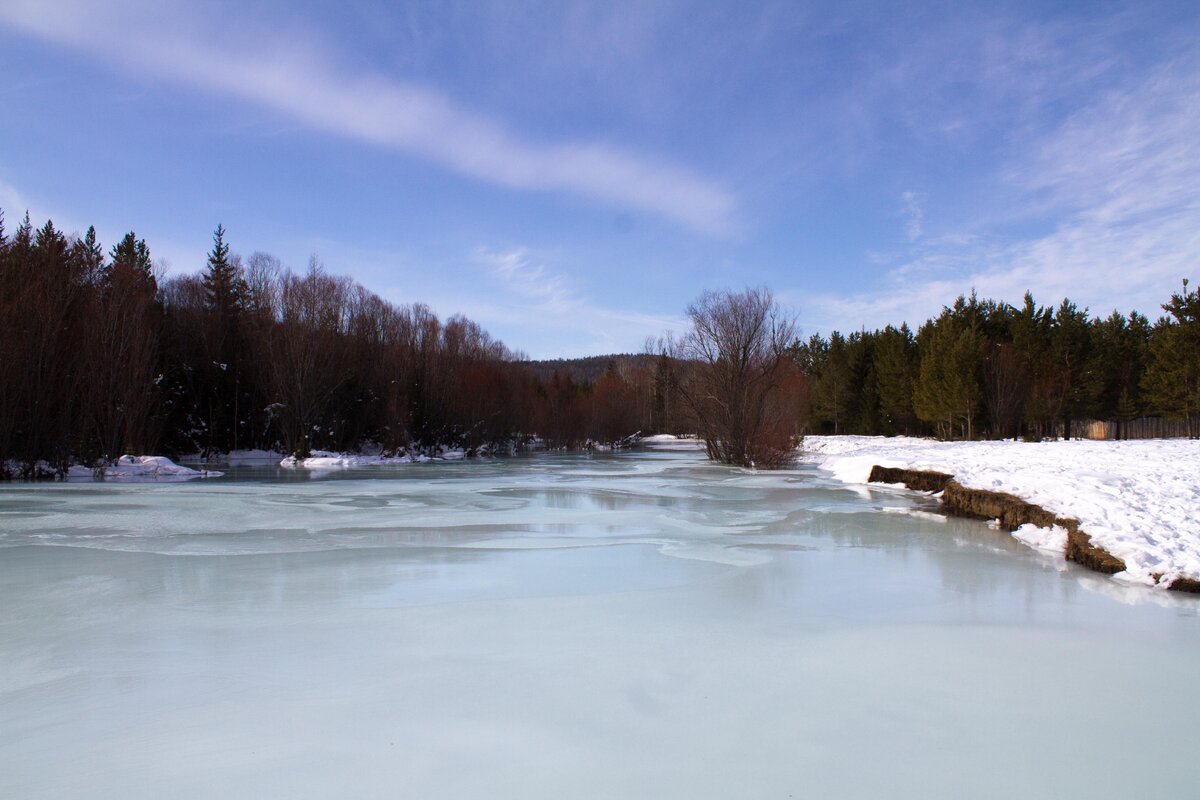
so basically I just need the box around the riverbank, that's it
[802,435,1200,591]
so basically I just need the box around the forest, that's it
[0,211,693,478]
[798,285,1199,441]
[0,208,1196,478]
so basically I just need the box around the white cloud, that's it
[0,0,736,234]
[477,247,575,314]
[900,191,924,241]
[805,51,1200,334]
[467,247,687,357]
[0,179,28,220]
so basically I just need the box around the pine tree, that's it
[12,211,32,252]
[69,226,106,286]
[810,332,854,434]
[108,231,156,290]
[1143,278,1200,438]
[197,225,251,452]
[84,231,162,461]
[913,310,983,439]
[34,219,68,265]
[1090,310,1150,437]
[846,332,879,434]
[202,224,243,317]
[873,324,917,434]
[1010,293,1057,438]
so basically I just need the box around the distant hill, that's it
[522,353,658,384]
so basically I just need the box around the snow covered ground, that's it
[802,435,1200,588]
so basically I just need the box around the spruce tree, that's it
[70,226,106,286]
[913,310,983,439]
[202,224,243,317]
[34,219,68,265]
[1143,278,1200,438]
[12,211,33,254]
[874,324,917,434]
[811,332,853,434]
[198,224,248,452]
[1045,299,1092,438]
[108,232,155,289]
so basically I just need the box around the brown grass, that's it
[867,466,1135,579]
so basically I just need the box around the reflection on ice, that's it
[2,446,1199,798]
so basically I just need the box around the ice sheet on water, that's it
[4,447,1200,798]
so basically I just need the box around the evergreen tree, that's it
[1143,278,1200,438]
[913,310,983,439]
[197,224,249,451]
[85,231,162,461]
[69,226,106,286]
[34,219,68,265]
[1051,299,1093,439]
[846,332,879,434]
[809,332,854,434]
[1010,293,1057,438]
[108,231,155,289]
[1090,310,1150,438]
[873,324,917,434]
[3,212,34,284]
[12,211,33,254]
[21,220,87,471]
[202,224,244,317]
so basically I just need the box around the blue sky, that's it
[2,1,1197,357]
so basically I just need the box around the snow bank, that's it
[642,434,706,451]
[802,435,1200,587]
[67,456,222,481]
[223,449,284,465]
[279,450,440,469]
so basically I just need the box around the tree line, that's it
[797,286,1199,440]
[0,211,681,478]
[2,207,1193,478]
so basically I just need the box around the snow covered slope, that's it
[802,435,1200,588]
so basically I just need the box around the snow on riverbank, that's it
[279,449,467,469]
[641,434,706,451]
[802,435,1200,588]
[65,456,222,480]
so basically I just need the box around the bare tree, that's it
[266,258,352,455]
[673,288,803,467]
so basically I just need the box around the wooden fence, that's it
[1079,417,1195,440]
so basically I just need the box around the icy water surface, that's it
[2,442,1199,799]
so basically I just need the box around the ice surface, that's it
[2,446,1199,798]
[803,435,1200,586]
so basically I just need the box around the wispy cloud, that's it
[0,179,29,223]
[805,46,1200,334]
[0,0,736,235]
[477,247,571,310]
[899,191,924,241]
[469,247,687,357]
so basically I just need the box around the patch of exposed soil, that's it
[866,465,1142,581]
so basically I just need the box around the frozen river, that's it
[2,441,1198,798]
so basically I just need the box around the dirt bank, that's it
[865,464,1196,592]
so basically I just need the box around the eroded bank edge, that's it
[865,465,1199,594]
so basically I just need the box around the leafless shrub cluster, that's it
[671,288,805,468]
